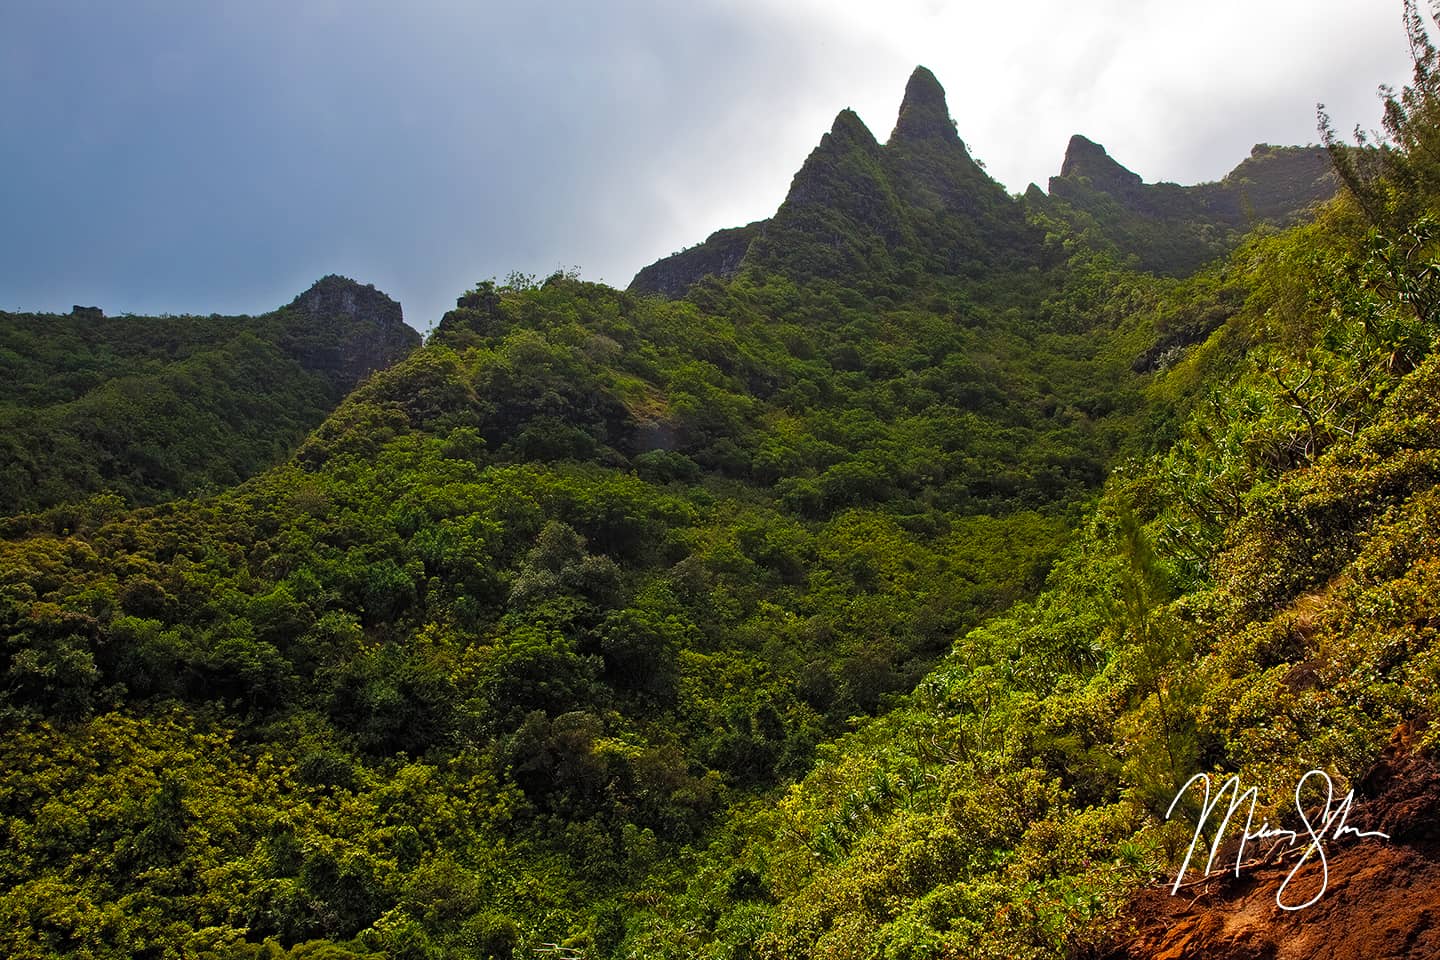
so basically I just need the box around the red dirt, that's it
[1098,726,1440,960]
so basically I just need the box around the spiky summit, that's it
[889,65,958,144]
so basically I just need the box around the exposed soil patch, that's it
[1097,726,1440,960]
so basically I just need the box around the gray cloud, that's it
[0,1,1417,332]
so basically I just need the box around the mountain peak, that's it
[290,274,406,329]
[1057,135,1142,192]
[1059,135,1104,175]
[827,108,880,151]
[890,66,957,143]
[285,275,418,384]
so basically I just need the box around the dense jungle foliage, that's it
[5,6,1440,959]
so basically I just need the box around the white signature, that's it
[1165,770,1390,910]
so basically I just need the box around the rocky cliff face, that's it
[628,222,764,298]
[283,274,419,388]
[291,274,404,327]
[1054,134,1145,198]
[888,65,956,143]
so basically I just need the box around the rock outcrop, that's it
[1055,134,1145,197]
[283,274,419,388]
[889,66,957,144]
[628,222,764,298]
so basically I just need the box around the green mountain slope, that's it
[0,275,419,514]
[0,71,1168,957]
[2,12,1438,959]
[617,196,1440,957]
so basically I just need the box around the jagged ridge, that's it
[631,73,1338,296]
[1036,136,1336,274]
[630,66,1040,295]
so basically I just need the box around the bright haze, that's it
[0,1,1414,333]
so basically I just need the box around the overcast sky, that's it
[0,1,1417,333]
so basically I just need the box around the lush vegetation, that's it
[0,239,1145,958]
[4,8,1440,959]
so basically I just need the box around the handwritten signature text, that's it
[1165,770,1389,910]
